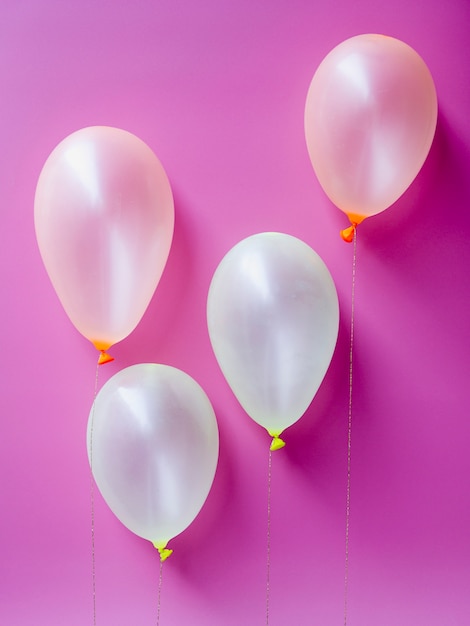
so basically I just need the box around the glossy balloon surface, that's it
[88,364,219,545]
[207,233,339,435]
[34,126,174,351]
[305,34,437,221]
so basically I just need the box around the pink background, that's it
[1,1,469,624]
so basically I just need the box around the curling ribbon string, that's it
[344,227,357,625]
[266,447,273,626]
[89,357,101,626]
[265,431,285,623]
[157,558,163,626]
[153,541,172,626]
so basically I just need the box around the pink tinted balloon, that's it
[305,34,437,222]
[34,126,174,352]
[87,364,219,546]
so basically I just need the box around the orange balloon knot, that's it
[269,432,286,451]
[153,541,173,562]
[340,223,357,243]
[98,350,114,365]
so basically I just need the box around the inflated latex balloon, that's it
[87,364,219,559]
[207,232,339,450]
[34,126,174,362]
[305,34,437,241]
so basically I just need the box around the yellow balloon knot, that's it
[269,432,286,451]
[152,541,173,562]
[159,548,173,562]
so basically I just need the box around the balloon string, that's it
[157,558,164,626]
[266,447,273,626]
[90,358,101,626]
[344,228,357,625]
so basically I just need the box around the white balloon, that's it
[87,364,219,548]
[207,233,339,438]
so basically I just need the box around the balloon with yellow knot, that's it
[207,232,339,449]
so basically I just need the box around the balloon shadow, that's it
[351,110,470,330]
[357,112,469,257]
[111,185,195,366]
[163,393,265,590]
[281,303,367,487]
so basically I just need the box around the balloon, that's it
[87,363,219,557]
[34,126,174,362]
[304,34,437,236]
[207,232,339,449]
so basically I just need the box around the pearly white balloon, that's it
[87,363,219,554]
[207,232,339,446]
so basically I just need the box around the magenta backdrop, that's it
[1,1,469,625]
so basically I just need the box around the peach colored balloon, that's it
[305,34,437,224]
[34,126,174,355]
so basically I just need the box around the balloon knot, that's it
[340,224,357,243]
[153,541,173,562]
[98,350,114,365]
[269,432,286,451]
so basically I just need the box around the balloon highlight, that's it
[87,364,219,551]
[304,34,437,235]
[34,126,174,358]
[207,232,339,443]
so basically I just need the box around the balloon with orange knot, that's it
[304,34,438,240]
[34,126,175,360]
[93,341,115,366]
[339,215,365,244]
